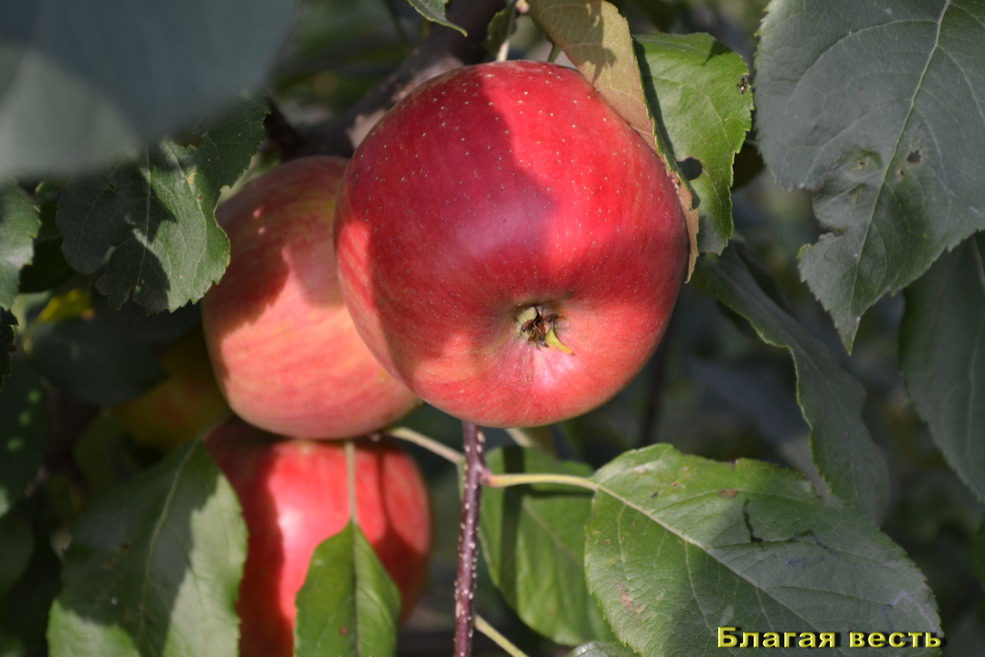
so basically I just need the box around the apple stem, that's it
[386,427,465,465]
[453,420,487,657]
[485,471,601,493]
[345,439,358,522]
[475,615,531,657]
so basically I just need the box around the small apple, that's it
[202,156,418,439]
[334,61,687,427]
[205,417,432,657]
[111,328,229,450]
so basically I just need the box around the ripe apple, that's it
[205,417,432,657]
[111,328,229,451]
[202,156,418,439]
[334,61,687,427]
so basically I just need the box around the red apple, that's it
[112,328,229,451]
[334,61,687,427]
[202,156,418,439]
[205,417,432,657]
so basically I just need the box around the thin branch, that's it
[453,420,487,657]
[386,426,464,465]
[292,0,507,158]
[475,615,531,657]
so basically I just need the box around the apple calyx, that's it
[516,305,573,355]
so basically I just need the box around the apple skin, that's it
[334,61,687,427]
[111,328,229,451]
[205,417,432,657]
[202,156,418,439]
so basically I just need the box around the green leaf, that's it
[294,521,400,657]
[0,1,296,178]
[901,233,985,502]
[756,0,985,350]
[0,356,47,517]
[56,97,266,313]
[634,32,753,254]
[698,243,889,524]
[526,0,700,275]
[0,184,40,308]
[404,0,467,35]
[48,439,246,657]
[480,447,613,646]
[586,444,941,657]
[570,642,639,657]
[29,316,165,405]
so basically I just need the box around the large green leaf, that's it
[0,356,47,517]
[480,447,612,646]
[0,184,39,308]
[901,233,985,502]
[294,521,400,657]
[586,444,941,657]
[48,439,246,657]
[0,1,296,178]
[698,244,888,524]
[756,0,985,350]
[56,97,266,313]
[634,33,753,254]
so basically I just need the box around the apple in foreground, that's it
[202,156,418,439]
[205,417,432,657]
[112,328,229,450]
[334,61,688,427]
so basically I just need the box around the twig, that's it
[453,420,487,657]
[386,426,464,465]
[475,615,531,657]
[292,0,507,157]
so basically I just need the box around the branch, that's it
[453,420,487,657]
[279,0,507,159]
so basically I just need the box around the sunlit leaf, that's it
[0,184,39,308]
[294,521,400,657]
[56,97,266,313]
[586,444,941,657]
[48,439,246,657]
[635,33,752,254]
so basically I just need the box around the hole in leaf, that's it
[906,149,922,163]
[678,157,703,181]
